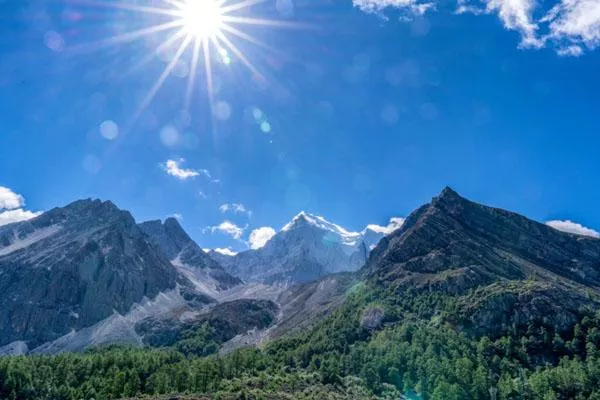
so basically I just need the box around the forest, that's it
[2,282,600,399]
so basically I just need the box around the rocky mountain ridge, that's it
[0,199,190,350]
[139,217,241,291]
[214,211,401,284]
[365,187,600,338]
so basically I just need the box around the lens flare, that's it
[70,0,306,119]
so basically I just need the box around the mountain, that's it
[4,188,600,399]
[216,212,400,284]
[365,187,600,338]
[0,199,201,351]
[138,218,241,292]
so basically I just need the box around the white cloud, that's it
[162,159,211,180]
[555,44,584,56]
[219,203,252,217]
[0,209,42,227]
[366,217,406,234]
[484,0,542,47]
[0,186,24,210]
[249,226,277,249]
[208,220,246,239]
[544,0,600,52]
[353,0,435,16]
[358,0,600,55]
[0,186,42,227]
[170,213,183,221]
[546,220,600,238]
[213,247,238,256]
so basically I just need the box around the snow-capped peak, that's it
[282,211,361,239]
[208,212,406,284]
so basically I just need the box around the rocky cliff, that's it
[139,218,241,290]
[0,199,194,349]
[365,187,600,338]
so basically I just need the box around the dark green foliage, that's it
[2,285,600,399]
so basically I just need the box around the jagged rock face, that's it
[365,187,600,337]
[452,281,593,338]
[367,187,600,290]
[135,299,278,349]
[218,212,382,284]
[138,218,241,290]
[0,200,183,348]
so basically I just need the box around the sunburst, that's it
[72,0,303,119]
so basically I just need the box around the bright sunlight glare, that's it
[176,0,225,40]
[70,0,306,124]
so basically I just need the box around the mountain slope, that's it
[217,212,397,284]
[365,187,600,337]
[0,199,195,350]
[4,188,600,399]
[139,218,241,291]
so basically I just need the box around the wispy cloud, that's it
[161,159,211,181]
[207,220,247,240]
[170,213,183,221]
[354,0,435,17]
[0,186,42,227]
[480,0,542,48]
[357,0,600,55]
[546,219,600,238]
[543,0,600,55]
[219,203,252,217]
[249,226,277,249]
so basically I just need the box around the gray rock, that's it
[0,199,188,348]
[139,218,241,290]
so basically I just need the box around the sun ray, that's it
[220,23,278,54]
[68,20,183,53]
[215,31,264,80]
[68,0,307,119]
[221,16,308,28]
[71,0,181,18]
[202,38,216,108]
[134,34,193,121]
[124,28,189,77]
[220,0,267,14]
[185,38,203,110]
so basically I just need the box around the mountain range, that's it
[210,211,402,283]
[2,186,600,394]
[0,199,397,354]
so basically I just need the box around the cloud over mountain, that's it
[249,226,277,249]
[0,186,41,227]
[546,219,600,238]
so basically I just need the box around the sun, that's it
[175,0,225,40]
[70,0,306,120]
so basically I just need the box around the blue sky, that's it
[1,0,599,251]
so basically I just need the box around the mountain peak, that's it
[282,211,360,239]
[435,186,462,202]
